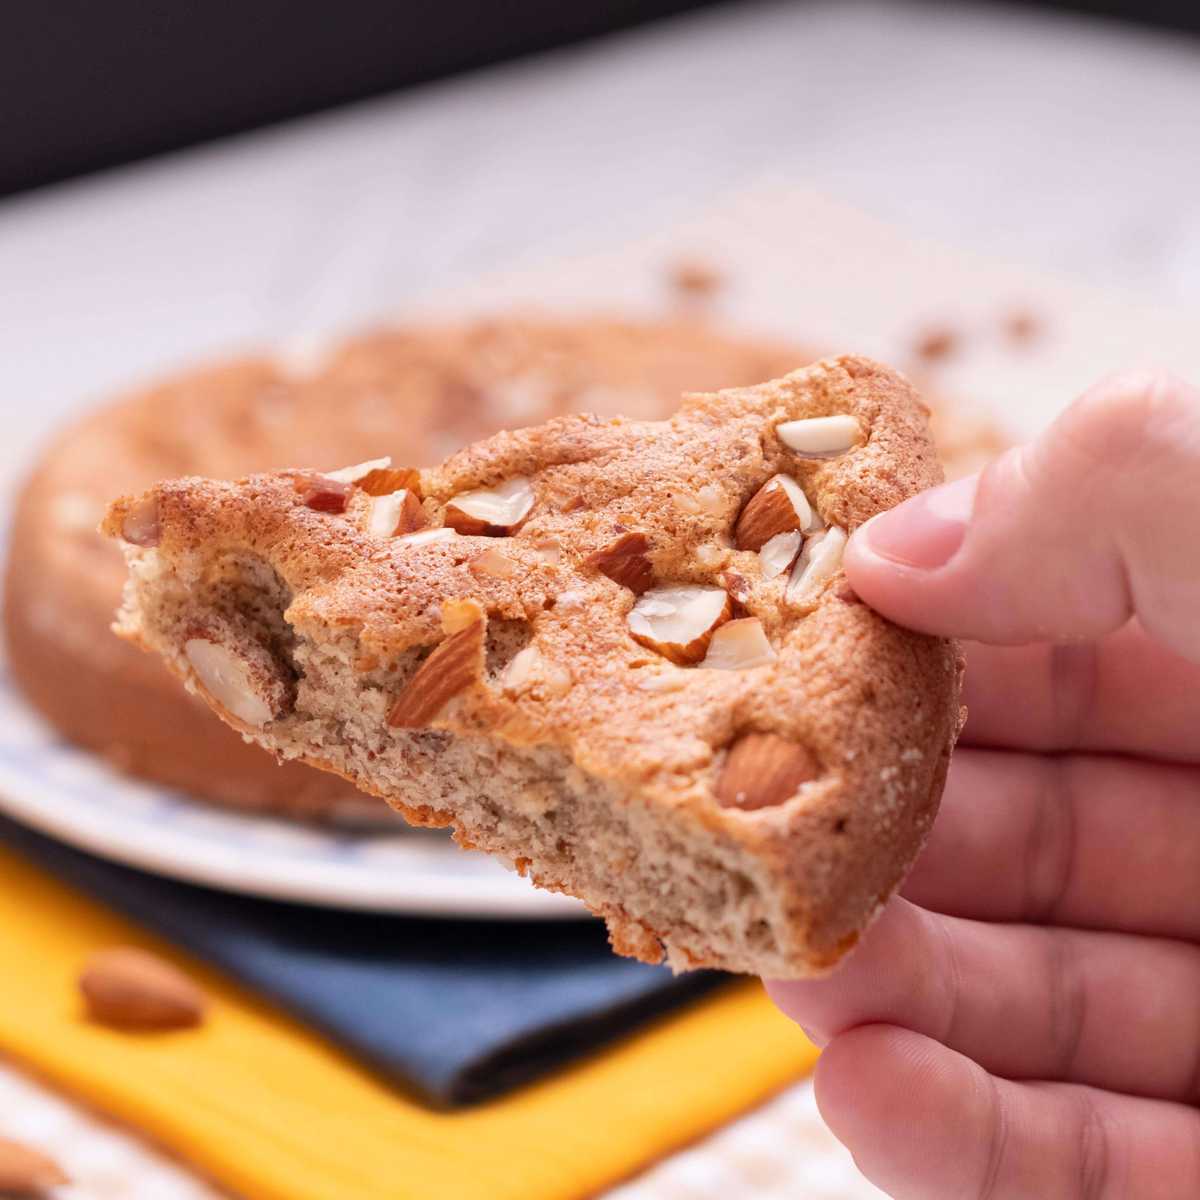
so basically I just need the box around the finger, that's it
[959,621,1200,762]
[902,748,1200,942]
[816,1025,1200,1200]
[767,899,1200,1104]
[845,370,1200,661]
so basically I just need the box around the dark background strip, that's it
[3,2,1199,200]
[0,1,725,198]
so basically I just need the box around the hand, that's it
[768,370,1200,1199]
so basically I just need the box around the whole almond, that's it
[717,733,818,811]
[79,947,207,1029]
[389,619,485,727]
[586,531,654,593]
[184,632,293,730]
[0,1137,69,1194]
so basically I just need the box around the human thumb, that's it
[844,370,1200,661]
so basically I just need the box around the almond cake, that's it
[103,355,964,976]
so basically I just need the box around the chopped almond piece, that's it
[365,489,425,537]
[443,476,534,536]
[787,526,847,604]
[398,527,455,547]
[758,530,803,580]
[735,474,812,551]
[296,474,353,513]
[720,570,752,605]
[325,456,392,484]
[701,618,776,670]
[360,466,421,497]
[389,620,485,728]
[627,585,731,665]
[470,547,519,579]
[531,539,562,565]
[586,531,654,593]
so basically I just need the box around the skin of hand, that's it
[768,370,1200,1199]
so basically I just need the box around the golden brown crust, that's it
[607,913,669,966]
[105,355,963,975]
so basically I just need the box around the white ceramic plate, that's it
[0,666,586,918]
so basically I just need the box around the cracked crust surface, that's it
[5,315,811,818]
[104,355,964,976]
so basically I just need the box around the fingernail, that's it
[859,473,979,570]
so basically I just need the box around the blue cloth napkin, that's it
[0,814,722,1105]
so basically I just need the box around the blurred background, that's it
[1,2,1198,1197]
[5,0,1200,200]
